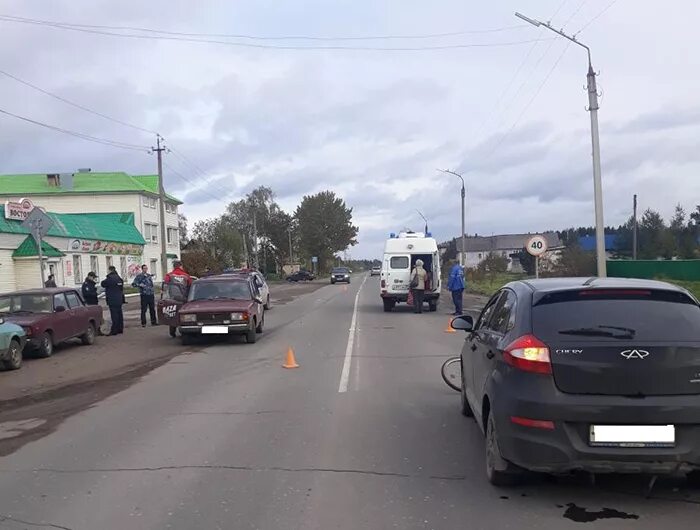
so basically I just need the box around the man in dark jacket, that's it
[101,266,125,336]
[44,274,57,288]
[81,272,99,305]
[132,264,157,327]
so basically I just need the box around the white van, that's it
[380,231,441,312]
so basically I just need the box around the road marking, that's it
[338,274,367,393]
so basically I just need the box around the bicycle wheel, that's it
[441,357,462,392]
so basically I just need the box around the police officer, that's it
[101,266,125,336]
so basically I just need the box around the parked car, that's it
[0,288,103,358]
[225,269,271,310]
[453,278,700,486]
[157,282,189,338]
[0,317,26,370]
[330,267,351,284]
[370,266,381,276]
[286,270,315,282]
[177,275,265,345]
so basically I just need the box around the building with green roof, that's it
[0,170,183,287]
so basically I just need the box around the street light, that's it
[438,169,466,267]
[515,11,606,277]
[416,209,429,234]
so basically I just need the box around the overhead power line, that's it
[0,68,157,135]
[0,107,150,151]
[0,14,528,41]
[0,15,551,51]
[574,0,619,36]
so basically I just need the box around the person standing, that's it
[101,266,125,336]
[81,272,99,305]
[410,259,428,314]
[447,262,466,315]
[132,264,157,327]
[164,260,193,297]
[44,274,57,288]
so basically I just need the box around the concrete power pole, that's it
[632,194,638,260]
[153,135,169,279]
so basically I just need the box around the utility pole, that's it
[516,12,607,277]
[416,210,429,234]
[252,213,259,269]
[242,235,249,268]
[288,227,294,264]
[632,194,638,260]
[152,135,169,279]
[438,169,466,267]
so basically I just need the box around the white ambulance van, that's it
[380,231,441,312]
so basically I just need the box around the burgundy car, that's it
[178,276,265,345]
[0,288,103,357]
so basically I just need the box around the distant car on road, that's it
[0,317,26,370]
[177,275,265,345]
[0,288,103,358]
[330,267,351,284]
[453,278,700,486]
[370,266,381,276]
[286,270,315,282]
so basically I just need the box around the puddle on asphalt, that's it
[562,503,639,523]
[0,418,47,440]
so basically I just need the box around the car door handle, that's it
[470,344,477,352]
[486,350,495,359]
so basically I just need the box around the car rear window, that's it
[390,256,409,269]
[533,289,700,342]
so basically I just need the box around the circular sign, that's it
[526,235,548,257]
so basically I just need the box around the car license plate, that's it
[393,284,408,291]
[589,425,675,448]
[201,326,229,334]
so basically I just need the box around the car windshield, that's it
[188,281,252,301]
[332,268,349,273]
[0,294,53,314]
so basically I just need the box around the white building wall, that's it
[14,260,42,290]
[0,249,17,292]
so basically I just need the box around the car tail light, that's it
[22,327,32,337]
[503,334,551,374]
[381,279,386,288]
[510,416,555,430]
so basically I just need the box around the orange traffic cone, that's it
[444,318,456,334]
[282,347,300,369]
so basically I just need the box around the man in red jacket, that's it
[164,260,192,294]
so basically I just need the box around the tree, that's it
[639,208,674,259]
[515,247,536,275]
[548,245,596,277]
[191,215,244,267]
[669,204,695,258]
[177,213,188,248]
[295,191,359,272]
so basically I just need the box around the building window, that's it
[167,227,178,246]
[120,257,127,279]
[144,222,159,244]
[90,255,99,277]
[150,259,158,279]
[165,203,176,214]
[106,256,113,270]
[72,255,82,284]
[142,195,150,207]
[150,197,157,209]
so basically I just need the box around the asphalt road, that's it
[0,276,697,529]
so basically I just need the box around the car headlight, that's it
[344,274,349,278]
[230,312,245,321]
[180,313,197,323]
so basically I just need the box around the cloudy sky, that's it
[1,0,699,258]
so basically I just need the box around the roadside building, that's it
[0,205,146,292]
[0,170,182,279]
[457,232,564,271]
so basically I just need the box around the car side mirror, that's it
[255,297,264,304]
[55,305,66,313]
[451,315,473,332]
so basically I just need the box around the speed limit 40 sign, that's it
[526,235,548,257]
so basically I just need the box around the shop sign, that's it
[4,198,37,221]
[67,239,143,256]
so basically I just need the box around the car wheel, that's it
[460,363,473,417]
[256,314,264,334]
[485,414,523,487]
[382,299,394,312]
[36,332,54,358]
[2,339,22,370]
[246,320,257,344]
[181,334,195,346]
[169,326,177,338]
[80,323,96,345]
[264,295,271,310]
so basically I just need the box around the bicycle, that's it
[441,356,461,392]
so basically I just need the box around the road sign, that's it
[311,256,318,263]
[526,235,548,257]
[22,207,53,240]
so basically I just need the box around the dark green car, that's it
[0,317,26,371]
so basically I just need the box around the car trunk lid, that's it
[532,288,700,396]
